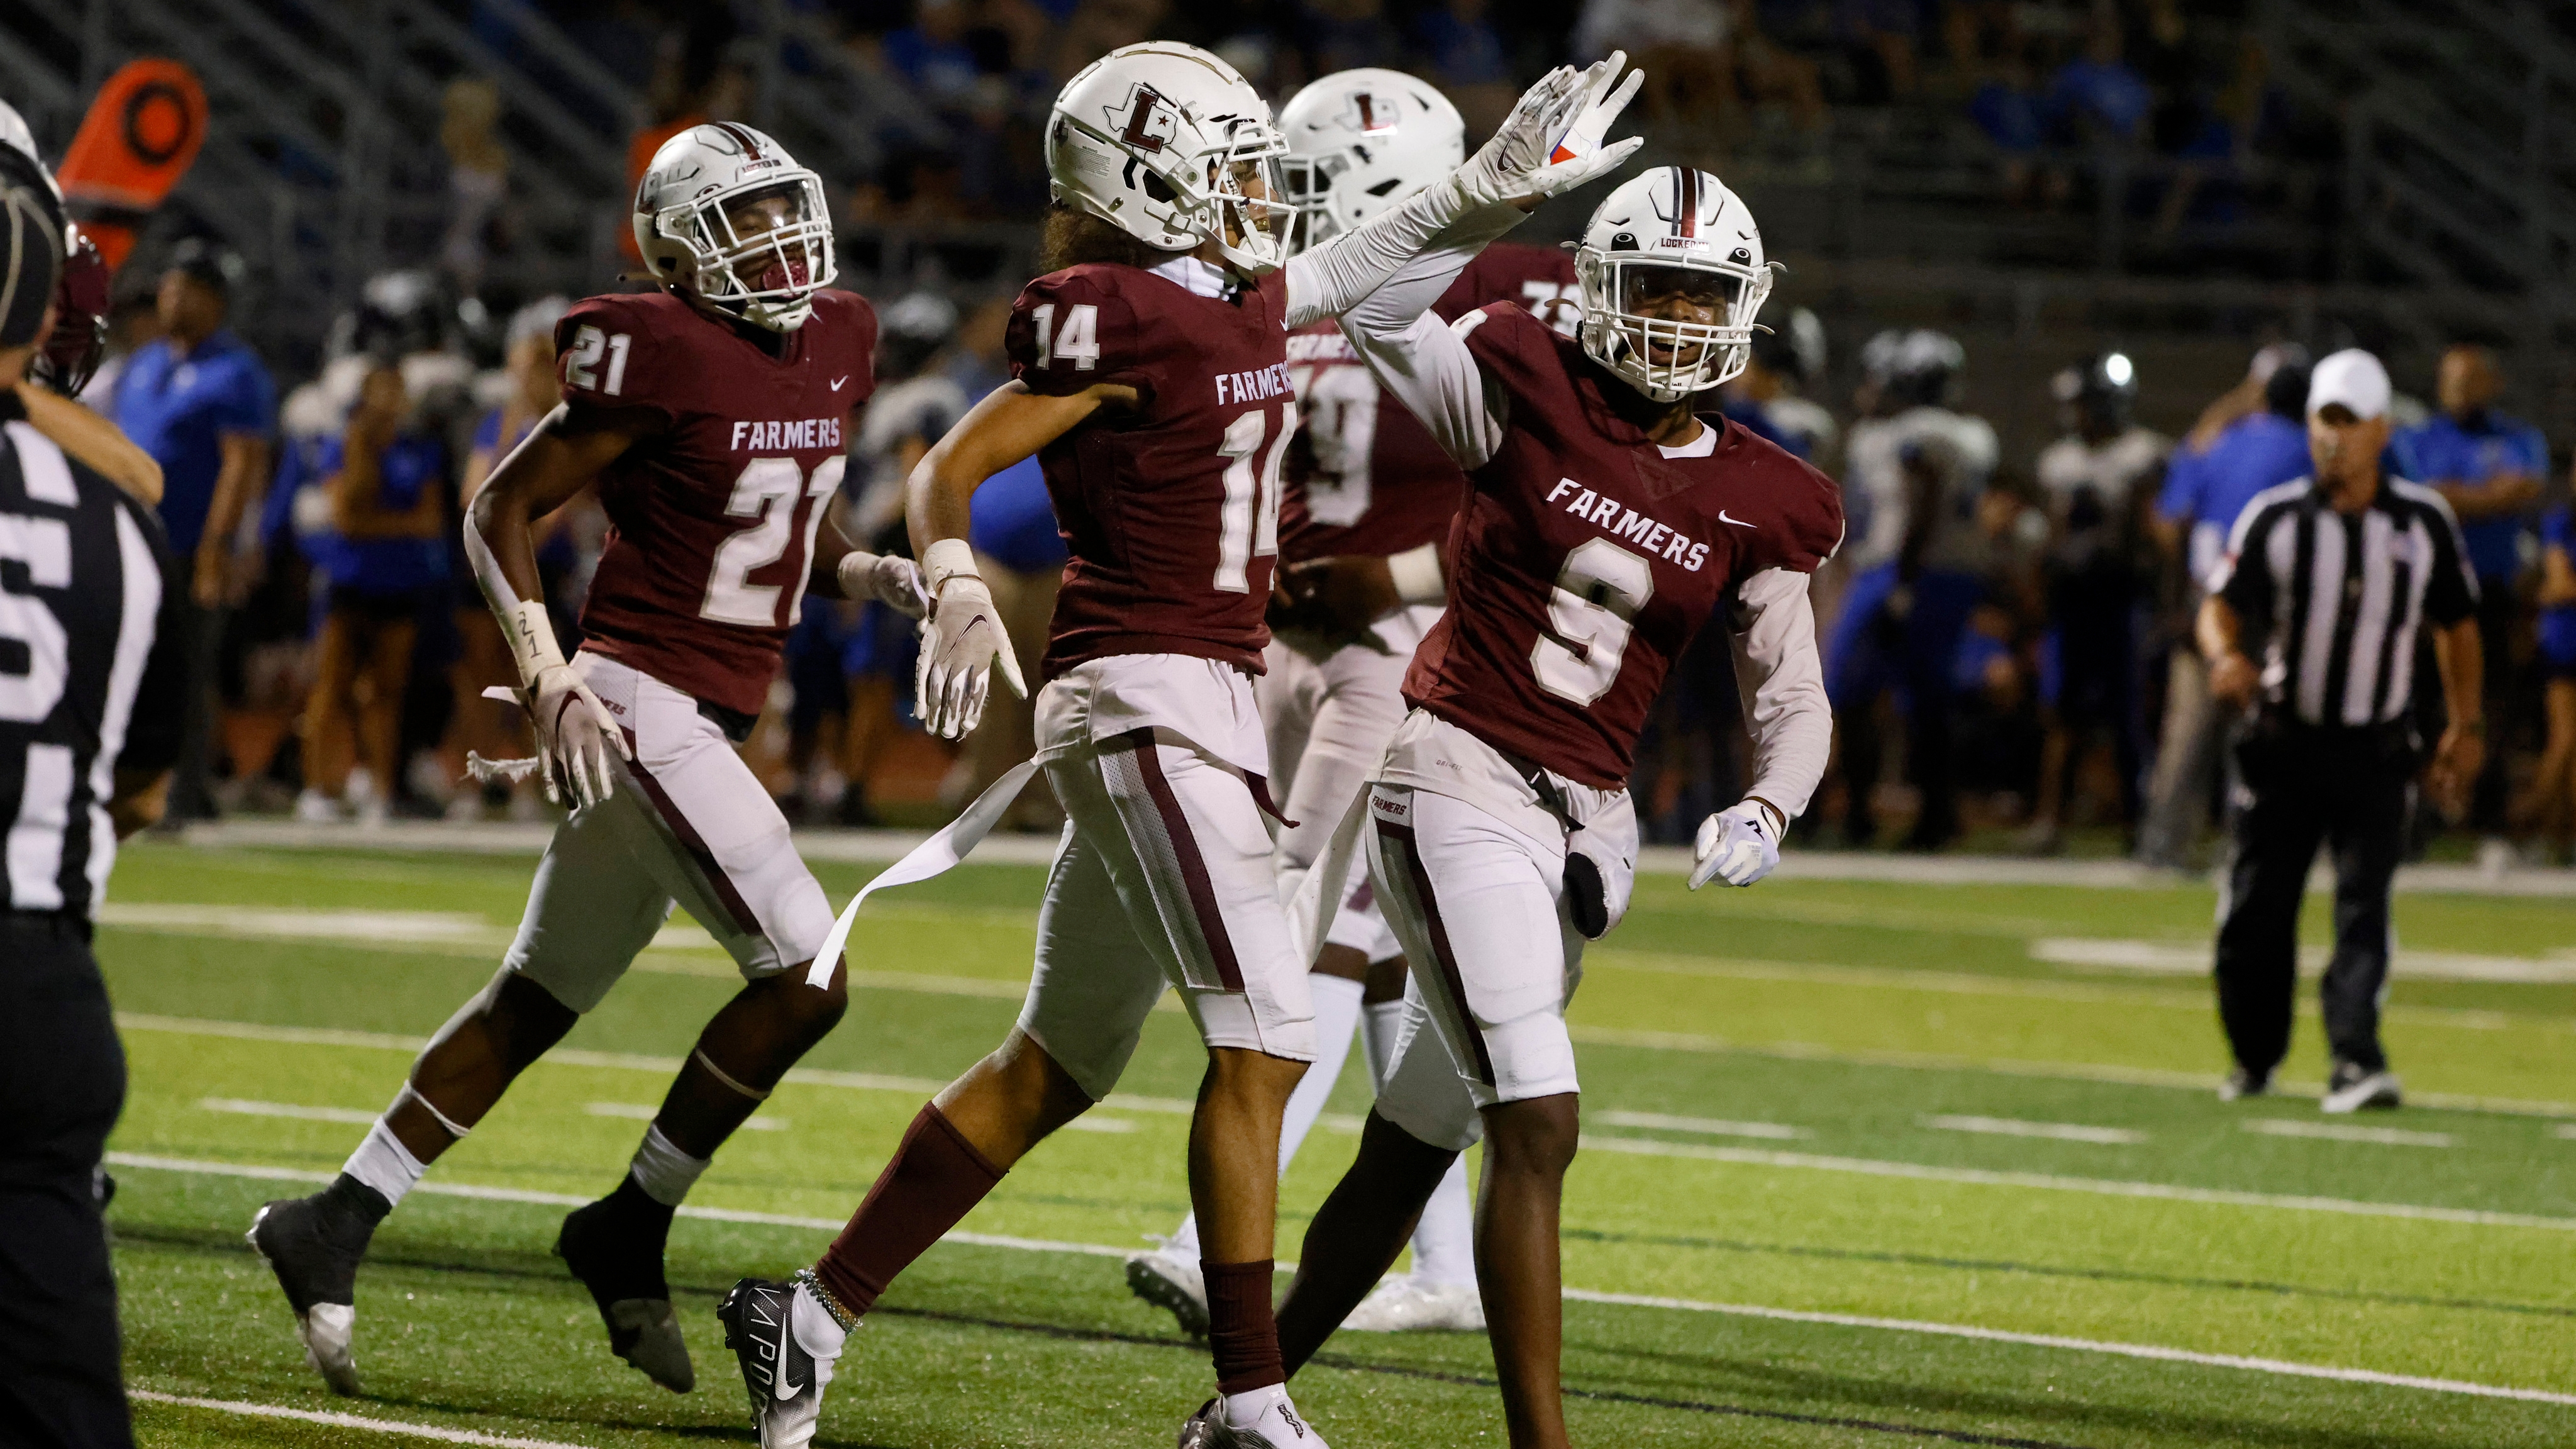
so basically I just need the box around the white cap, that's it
[2307,348,2390,421]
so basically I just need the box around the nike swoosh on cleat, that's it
[1719,509,1757,528]
[830,375,849,391]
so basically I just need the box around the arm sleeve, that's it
[1727,568,1831,820]
[2421,494,2481,625]
[1283,191,1527,328]
[1343,307,1509,472]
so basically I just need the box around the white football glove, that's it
[914,540,1026,741]
[1690,799,1783,889]
[838,549,926,620]
[1455,52,1645,211]
[528,661,628,809]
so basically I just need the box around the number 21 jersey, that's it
[1405,303,1845,789]
[1007,261,1296,680]
[560,288,879,719]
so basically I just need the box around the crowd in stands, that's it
[82,0,2565,867]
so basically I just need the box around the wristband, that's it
[1387,542,1445,606]
[921,538,979,597]
[499,598,568,688]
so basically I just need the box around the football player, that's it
[245,123,923,1398]
[1122,66,1587,1340]
[1181,167,1841,1449]
[713,42,1639,1449]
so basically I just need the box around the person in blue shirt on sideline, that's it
[2136,350,2311,868]
[111,240,277,821]
[2530,500,2576,862]
[2391,344,2547,850]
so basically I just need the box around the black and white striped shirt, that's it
[1,416,186,916]
[2211,475,2478,729]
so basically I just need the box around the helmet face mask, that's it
[1046,49,1295,275]
[1575,167,1772,404]
[635,125,836,333]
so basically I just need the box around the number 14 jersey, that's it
[1006,261,1296,681]
[1405,303,1845,790]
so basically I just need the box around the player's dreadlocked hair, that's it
[1038,204,1191,275]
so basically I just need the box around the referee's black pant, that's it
[2214,721,2412,1080]
[0,914,131,1449]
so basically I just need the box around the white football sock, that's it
[628,1123,709,1208]
[1408,1154,1477,1287]
[1360,998,1408,1091]
[342,1119,426,1208]
[1165,975,1367,1256]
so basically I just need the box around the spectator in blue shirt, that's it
[297,364,448,826]
[111,240,276,821]
[2390,344,2546,841]
[2530,501,2576,860]
[2136,353,2312,867]
[2050,13,2152,142]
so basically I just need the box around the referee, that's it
[0,173,188,1447]
[2199,349,2484,1114]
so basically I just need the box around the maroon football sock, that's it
[1202,1258,1284,1395]
[811,1103,1005,1317]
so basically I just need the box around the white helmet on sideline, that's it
[1573,166,1774,402]
[633,122,836,332]
[1275,68,1463,254]
[1045,42,1292,274]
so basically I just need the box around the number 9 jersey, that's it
[559,287,879,720]
[1006,260,1296,679]
[1406,302,1844,788]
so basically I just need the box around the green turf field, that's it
[92,839,2576,1448]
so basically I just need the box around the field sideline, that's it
[96,837,2575,1448]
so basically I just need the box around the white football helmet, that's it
[633,122,836,332]
[1574,166,1774,402]
[1045,42,1292,274]
[1275,69,1464,254]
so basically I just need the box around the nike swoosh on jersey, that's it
[830,375,848,391]
[1719,510,1757,528]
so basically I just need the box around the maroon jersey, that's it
[565,288,878,718]
[1008,263,1296,679]
[1404,304,1843,789]
[1278,240,1579,563]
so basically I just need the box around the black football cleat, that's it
[556,1185,692,1392]
[246,1180,384,1396]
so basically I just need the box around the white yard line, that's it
[1575,1135,2576,1231]
[111,1155,2575,1410]
[115,1008,2576,1125]
[116,1014,1204,1118]
[1921,1115,2148,1145]
[1553,1292,2576,1407]
[1594,1110,1808,1140]
[152,821,2576,896]
[103,1153,1125,1258]
[1563,1021,2576,1119]
[2031,936,2576,987]
[2241,1119,2456,1148]
[200,1098,380,1125]
[129,1391,591,1448]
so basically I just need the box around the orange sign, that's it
[57,59,209,274]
